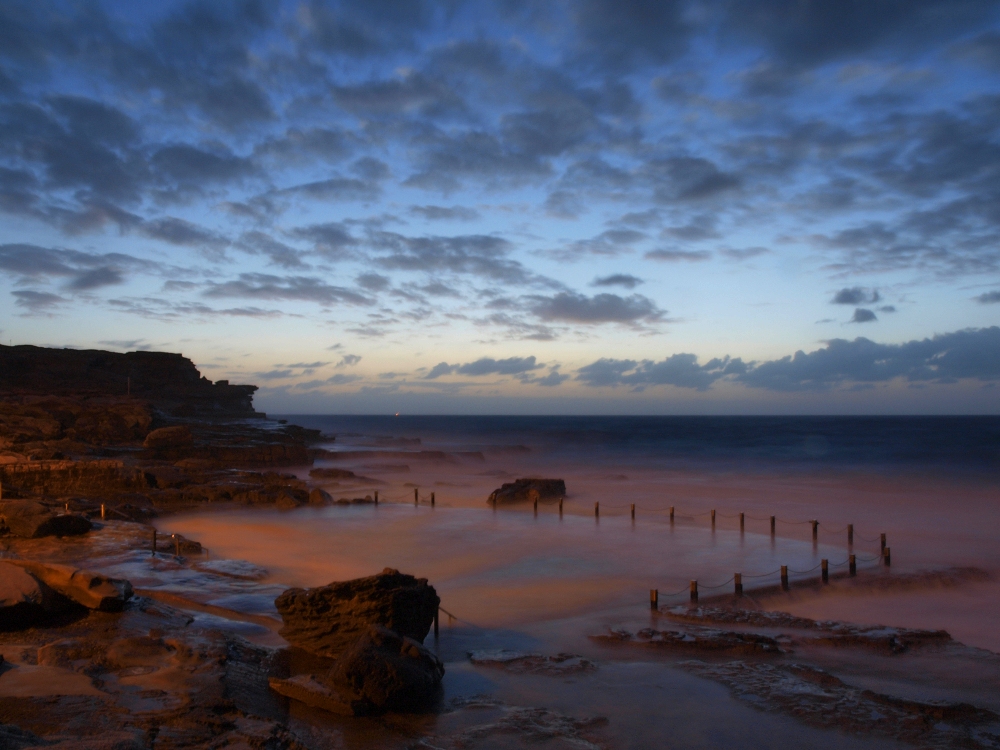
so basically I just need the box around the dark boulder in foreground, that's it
[488,477,566,505]
[7,560,132,612]
[0,500,92,538]
[269,624,444,715]
[274,568,440,658]
[143,425,193,449]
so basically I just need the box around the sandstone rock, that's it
[268,674,353,715]
[269,625,444,716]
[274,568,440,658]
[7,560,133,612]
[329,624,444,714]
[143,425,193,449]
[488,477,566,505]
[0,500,92,538]
[0,561,46,630]
[308,488,333,505]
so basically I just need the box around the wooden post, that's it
[431,492,435,507]
[883,547,891,566]
[690,580,698,603]
[821,559,829,584]
[849,554,856,576]
[734,573,743,597]
[739,513,744,532]
[559,498,563,517]
[173,534,180,556]
[594,501,599,518]
[770,516,776,535]
[533,497,538,516]
[65,502,69,512]
[847,524,853,545]
[152,529,157,555]
[780,565,789,590]
[374,490,378,505]
[650,589,658,610]
[710,509,716,528]
[669,506,674,523]
[880,533,886,553]
[415,488,419,506]
[631,503,635,520]
[0,479,3,501]
[812,520,818,541]
[434,607,439,638]
[100,504,106,520]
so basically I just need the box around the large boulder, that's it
[143,425,193,449]
[0,561,77,630]
[329,624,444,714]
[274,568,439,658]
[269,625,444,716]
[7,560,132,612]
[0,500,92,538]
[488,477,566,505]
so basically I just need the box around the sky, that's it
[1,0,1000,414]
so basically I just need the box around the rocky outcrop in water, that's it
[488,477,566,505]
[269,624,444,715]
[274,568,440,658]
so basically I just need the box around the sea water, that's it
[163,415,1000,748]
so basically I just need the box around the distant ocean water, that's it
[277,415,1000,472]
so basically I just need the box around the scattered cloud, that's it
[528,292,664,325]
[592,274,644,289]
[832,287,880,305]
[975,290,1000,304]
[850,308,878,323]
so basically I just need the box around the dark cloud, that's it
[371,232,534,284]
[332,72,465,118]
[879,305,898,313]
[850,308,878,323]
[291,222,359,259]
[277,176,381,202]
[725,0,995,68]
[661,215,720,241]
[975,290,1000,304]
[11,289,65,311]
[0,243,157,289]
[555,229,646,259]
[457,356,542,376]
[525,369,570,387]
[592,274,643,289]
[576,354,746,390]
[337,354,362,367]
[66,266,124,290]
[356,273,391,291]
[643,157,741,203]
[528,292,664,325]
[409,205,481,221]
[150,144,254,186]
[298,0,433,57]
[141,217,229,256]
[738,327,1000,391]
[721,246,770,261]
[203,273,372,306]
[424,356,543,379]
[831,287,881,305]
[327,373,361,385]
[577,327,1000,392]
[951,31,1000,71]
[645,249,711,262]
[238,231,307,269]
[572,0,692,70]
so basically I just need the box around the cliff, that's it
[0,345,260,418]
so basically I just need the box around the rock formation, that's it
[269,624,444,715]
[0,500,92,538]
[488,477,566,505]
[274,568,440,658]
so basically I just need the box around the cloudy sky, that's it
[2,0,1000,414]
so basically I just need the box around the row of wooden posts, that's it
[648,536,892,608]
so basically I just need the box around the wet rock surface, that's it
[487,477,566,505]
[7,560,133,612]
[682,660,1000,750]
[666,605,952,654]
[592,626,784,655]
[274,568,440,658]
[468,649,597,675]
